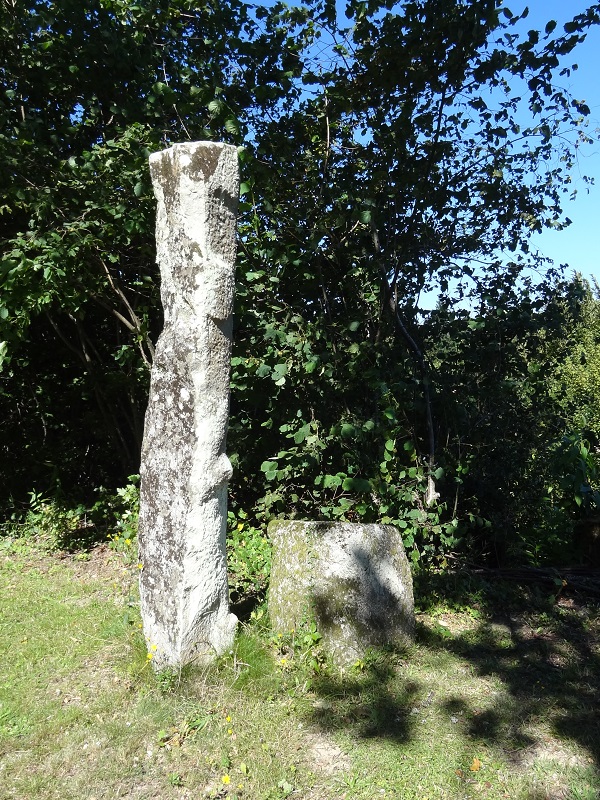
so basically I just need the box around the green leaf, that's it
[272,363,288,377]
[342,477,372,493]
[293,424,310,444]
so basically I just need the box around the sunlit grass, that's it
[1,537,599,799]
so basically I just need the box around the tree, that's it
[0,0,308,500]
[421,276,591,563]
[1,0,599,569]
[228,0,600,563]
[554,279,600,437]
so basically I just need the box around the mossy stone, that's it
[268,521,414,666]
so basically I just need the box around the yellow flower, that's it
[222,775,231,785]
[237,522,244,531]
[146,653,153,660]
[226,715,232,722]
[228,728,233,735]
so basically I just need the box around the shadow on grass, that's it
[424,573,600,769]
[309,650,422,743]
[305,571,600,778]
[59,524,109,552]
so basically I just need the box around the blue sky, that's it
[521,1,600,286]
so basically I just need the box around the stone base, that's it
[268,521,414,666]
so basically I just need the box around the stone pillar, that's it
[138,142,239,668]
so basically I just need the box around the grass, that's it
[1,533,599,800]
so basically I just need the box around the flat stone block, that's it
[268,521,414,666]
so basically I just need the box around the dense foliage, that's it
[2,0,600,567]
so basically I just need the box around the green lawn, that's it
[1,537,599,800]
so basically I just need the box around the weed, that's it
[271,620,327,677]
[226,510,271,604]
[95,476,140,562]
[6,491,93,551]
[168,772,183,787]
[156,668,180,694]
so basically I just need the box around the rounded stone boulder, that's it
[268,521,414,666]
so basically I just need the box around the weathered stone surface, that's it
[138,141,239,668]
[268,521,414,666]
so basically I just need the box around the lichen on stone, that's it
[268,521,415,666]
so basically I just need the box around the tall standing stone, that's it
[138,142,239,668]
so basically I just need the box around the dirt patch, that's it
[5,543,138,600]
[54,544,133,583]
[416,611,481,635]
[46,653,134,708]
[512,736,592,770]
[302,730,352,776]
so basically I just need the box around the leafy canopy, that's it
[1,0,600,567]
